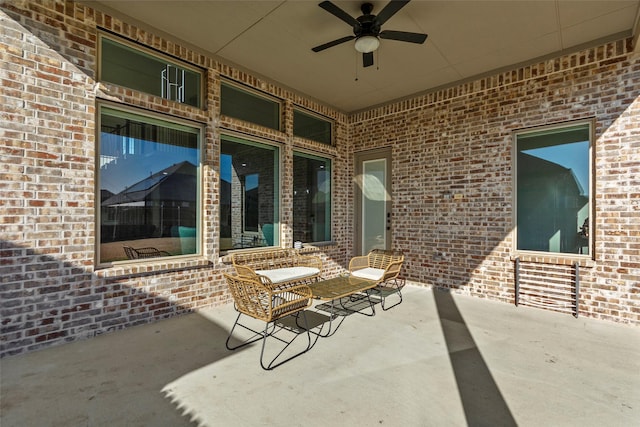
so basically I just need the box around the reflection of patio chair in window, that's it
[123,245,170,260]
[224,274,313,370]
[349,249,405,310]
[232,234,266,249]
[261,223,274,246]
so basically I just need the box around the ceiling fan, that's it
[312,0,428,68]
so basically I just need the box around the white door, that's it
[354,148,392,256]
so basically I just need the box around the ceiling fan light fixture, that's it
[354,35,379,53]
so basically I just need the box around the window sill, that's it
[95,256,212,278]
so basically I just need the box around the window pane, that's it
[100,36,202,108]
[99,106,201,263]
[362,158,386,253]
[220,136,279,251]
[516,123,590,254]
[293,109,333,145]
[220,82,280,130]
[293,152,331,243]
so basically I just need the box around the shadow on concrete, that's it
[0,308,238,426]
[433,288,517,427]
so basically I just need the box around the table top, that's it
[309,275,377,300]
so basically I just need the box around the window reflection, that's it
[293,153,331,243]
[220,137,279,252]
[99,107,200,263]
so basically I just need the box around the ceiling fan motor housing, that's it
[355,3,380,37]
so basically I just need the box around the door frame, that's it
[353,147,392,256]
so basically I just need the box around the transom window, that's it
[99,33,203,108]
[97,104,202,265]
[220,81,282,131]
[515,121,592,255]
[293,108,333,145]
[220,135,280,252]
[293,152,332,243]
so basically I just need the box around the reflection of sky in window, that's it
[221,154,232,183]
[245,174,258,191]
[100,135,198,193]
[523,141,589,195]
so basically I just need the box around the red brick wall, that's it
[349,40,640,324]
[1,1,638,357]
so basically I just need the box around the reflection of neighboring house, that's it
[518,153,588,253]
[101,161,197,242]
[100,189,115,207]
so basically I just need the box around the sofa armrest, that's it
[295,254,322,270]
[381,259,403,281]
[349,255,370,272]
[234,264,258,278]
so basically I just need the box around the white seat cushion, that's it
[351,267,385,281]
[256,267,320,284]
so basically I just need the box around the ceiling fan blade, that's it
[363,52,374,67]
[375,0,411,26]
[312,35,355,52]
[380,30,428,44]
[318,1,359,27]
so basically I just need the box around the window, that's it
[293,108,333,145]
[220,135,280,251]
[98,105,202,264]
[220,81,281,130]
[293,152,331,243]
[515,121,591,255]
[99,33,203,108]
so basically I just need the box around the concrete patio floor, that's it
[1,285,639,427]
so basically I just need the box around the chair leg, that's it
[226,312,269,351]
[260,311,313,370]
[379,278,404,311]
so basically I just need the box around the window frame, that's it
[292,149,333,244]
[97,31,205,108]
[96,101,204,267]
[512,118,594,260]
[220,79,283,131]
[293,107,334,146]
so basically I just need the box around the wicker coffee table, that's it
[306,275,378,337]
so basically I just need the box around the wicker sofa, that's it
[231,249,322,289]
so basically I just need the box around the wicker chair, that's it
[224,273,313,370]
[349,249,405,310]
[123,245,170,260]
